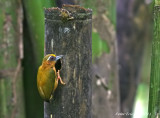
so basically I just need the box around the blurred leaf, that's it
[92,32,110,61]
[23,0,55,118]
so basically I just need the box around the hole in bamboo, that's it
[55,58,62,72]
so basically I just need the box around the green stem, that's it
[22,1,55,118]
[148,5,160,118]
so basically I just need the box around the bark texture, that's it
[44,5,92,118]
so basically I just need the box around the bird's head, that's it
[42,54,63,71]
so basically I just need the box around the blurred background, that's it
[0,0,153,118]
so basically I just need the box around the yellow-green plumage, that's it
[37,54,64,102]
[37,65,57,101]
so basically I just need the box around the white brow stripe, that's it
[47,56,52,61]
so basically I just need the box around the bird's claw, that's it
[57,70,65,85]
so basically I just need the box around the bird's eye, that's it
[47,56,56,61]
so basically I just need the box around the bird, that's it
[37,54,65,102]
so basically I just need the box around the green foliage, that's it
[83,0,116,26]
[83,0,97,14]
[155,0,160,5]
[92,32,110,62]
[107,0,116,26]
[83,0,115,63]
[41,0,55,7]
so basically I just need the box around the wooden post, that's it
[44,5,92,118]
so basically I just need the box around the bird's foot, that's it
[57,70,65,85]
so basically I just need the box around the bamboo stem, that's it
[44,5,92,118]
[148,4,160,118]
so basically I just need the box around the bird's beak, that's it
[56,55,63,61]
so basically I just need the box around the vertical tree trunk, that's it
[44,5,92,118]
[53,1,119,117]
[0,0,25,118]
[148,2,160,118]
